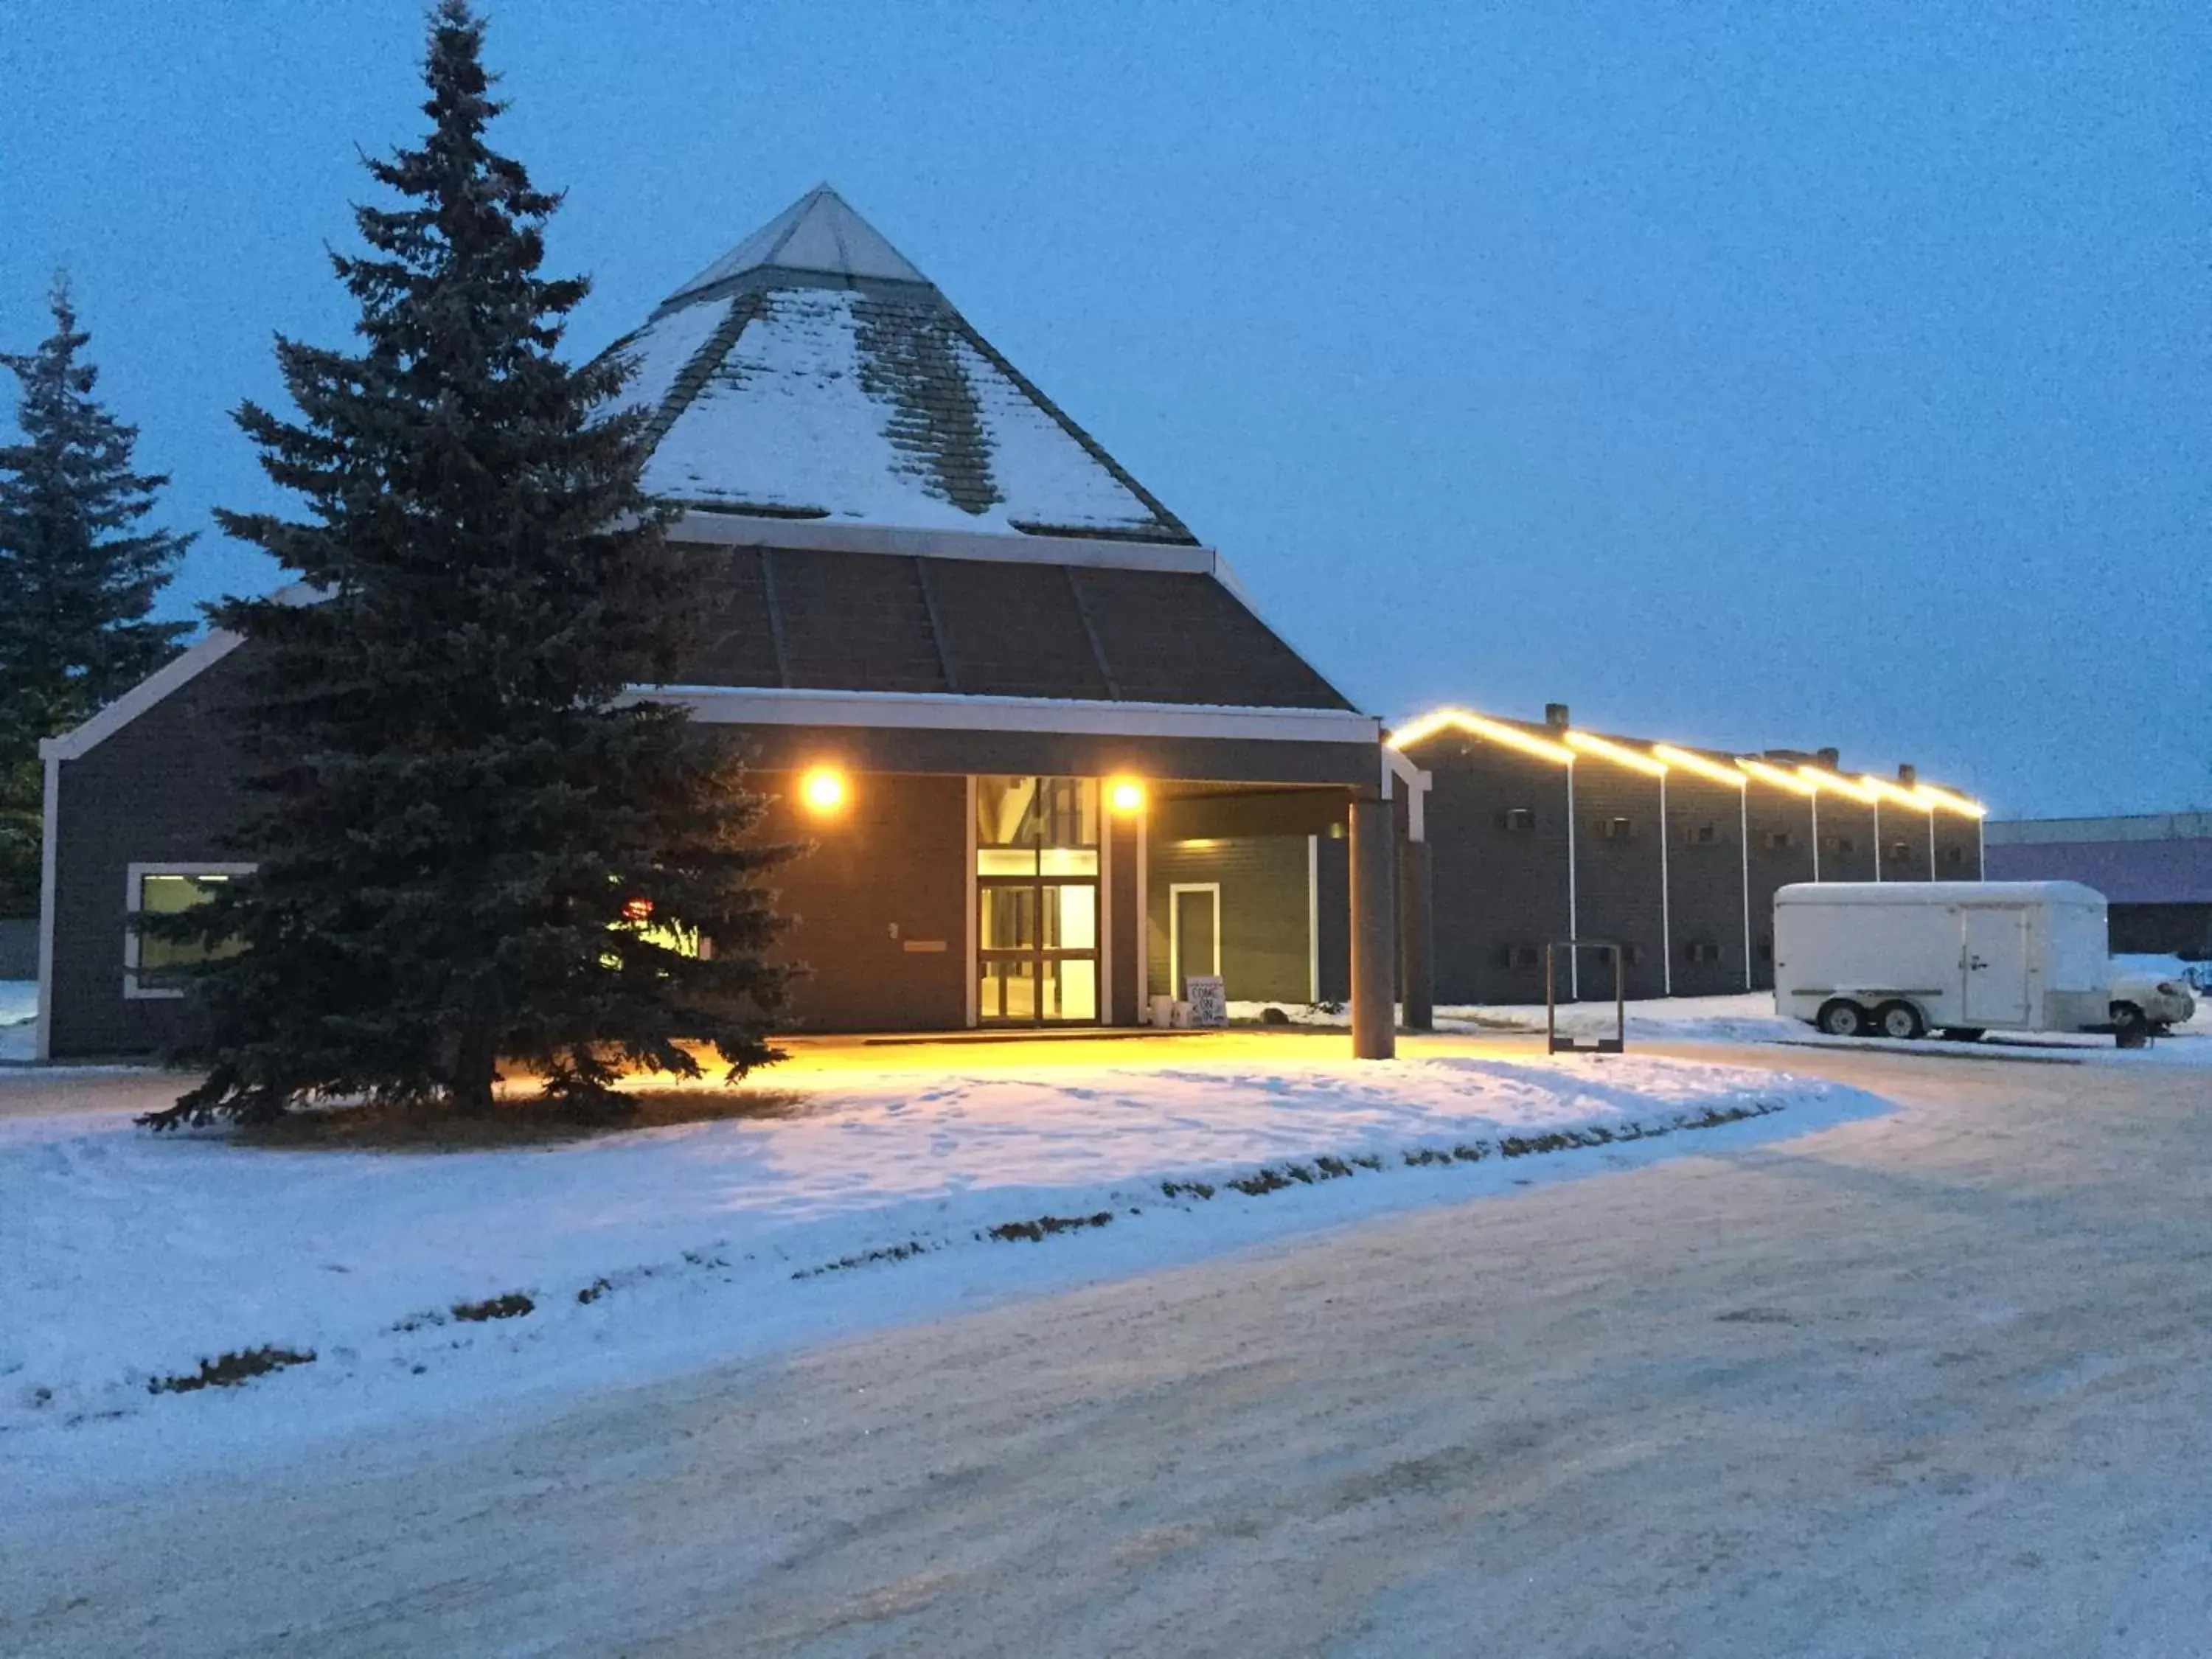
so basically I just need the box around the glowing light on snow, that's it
[1651,745,1749,787]
[1795,766,1882,804]
[1857,774,1930,810]
[1736,759,1820,796]
[1914,784,1986,819]
[1390,708,1575,765]
[1565,730,1668,777]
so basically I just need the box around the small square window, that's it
[127,864,253,998]
[1825,835,1858,856]
[1684,940,1722,964]
[1684,822,1719,846]
[1501,943,1542,970]
[1598,816,1634,841]
[1763,830,1794,852]
[1940,846,1964,866]
[1888,841,1915,863]
[1502,807,1537,832]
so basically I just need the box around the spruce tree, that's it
[144,0,792,1128]
[0,280,192,916]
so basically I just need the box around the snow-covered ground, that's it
[1235,987,2212,1059]
[0,978,34,1063]
[0,1049,1882,1500]
[1234,991,1805,1043]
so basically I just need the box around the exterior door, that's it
[975,776,1101,1026]
[1172,886,1220,999]
[1962,906,2031,1025]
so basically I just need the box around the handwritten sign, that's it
[1184,975,1227,1028]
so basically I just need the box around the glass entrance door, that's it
[976,777,1101,1025]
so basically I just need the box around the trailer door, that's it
[1962,907,2031,1025]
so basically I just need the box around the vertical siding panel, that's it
[1663,774,1752,996]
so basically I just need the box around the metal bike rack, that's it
[1545,939,1627,1055]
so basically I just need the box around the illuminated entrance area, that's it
[976,776,1101,1024]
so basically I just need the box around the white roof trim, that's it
[1382,748,1433,841]
[40,630,245,762]
[34,750,59,1062]
[668,511,1214,574]
[639,685,1380,745]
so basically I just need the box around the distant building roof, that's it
[608,186,1194,543]
[1984,813,2212,905]
[1986,812,2212,846]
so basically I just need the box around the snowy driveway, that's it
[9,1042,2212,1656]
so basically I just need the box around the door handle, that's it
[1968,956,1989,970]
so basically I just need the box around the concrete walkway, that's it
[10,1043,2212,1655]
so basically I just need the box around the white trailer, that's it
[1773,881,2112,1042]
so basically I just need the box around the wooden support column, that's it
[1349,797,1397,1060]
[1399,835,1433,1032]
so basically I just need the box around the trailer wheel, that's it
[1816,998,1869,1037]
[1874,1000,1926,1040]
[2112,1002,2149,1049]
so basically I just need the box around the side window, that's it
[1684,822,1720,846]
[1683,939,1722,964]
[126,864,252,998]
[1762,829,1794,852]
[1502,807,1537,832]
[1597,816,1633,841]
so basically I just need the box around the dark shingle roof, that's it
[670,545,1352,712]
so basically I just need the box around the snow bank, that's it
[1230,992,1805,1046]
[0,1051,1884,1498]
[0,979,34,1064]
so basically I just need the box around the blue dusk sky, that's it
[2,1,2204,817]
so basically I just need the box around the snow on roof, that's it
[608,188,1194,543]
[1776,881,2106,908]
[613,290,730,420]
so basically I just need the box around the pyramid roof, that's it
[610,187,1194,543]
[665,183,929,297]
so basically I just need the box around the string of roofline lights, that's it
[1386,706,1986,818]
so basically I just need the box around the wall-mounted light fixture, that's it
[800,766,848,815]
[1107,776,1146,814]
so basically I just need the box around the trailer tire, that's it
[2112,1002,2149,1048]
[1874,1000,1926,1040]
[1816,998,1869,1037]
[1937,1027,1985,1043]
